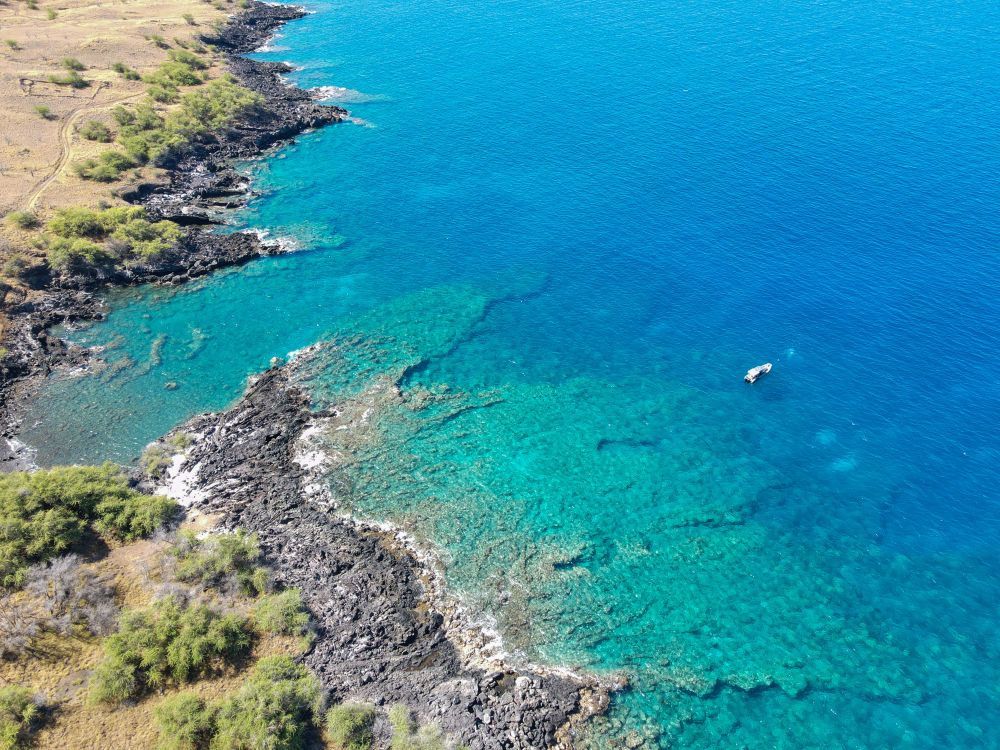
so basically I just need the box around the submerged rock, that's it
[154,367,609,749]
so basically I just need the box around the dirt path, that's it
[24,91,145,212]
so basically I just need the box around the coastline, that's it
[0,1,345,466]
[148,365,611,749]
[0,1,612,745]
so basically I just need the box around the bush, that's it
[148,84,179,103]
[182,12,195,24]
[252,589,310,638]
[24,554,117,637]
[45,236,115,273]
[62,57,85,71]
[72,150,135,182]
[44,206,181,271]
[1,254,32,279]
[147,61,203,87]
[79,120,112,142]
[147,34,169,49]
[45,8,56,19]
[171,530,269,596]
[89,658,138,704]
[94,493,179,542]
[0,464,178,587]
[155,692,215,750]
[0,686,41,750]
[5,211,38,230]
[47,206,106,237]
[212,656,322,750]
[91,596,252,703]
[115,78,261,165]
[142,433,192,478]
[4,40,20,51]
[142,57,207,104]
[326,704,376,750]
[47,70,87,88]
[112,61,141,80]
[141,445,173,478]
[33,105,53,120]
[168,49,208,70]
[388,705,447,750]
[0,597,44,660]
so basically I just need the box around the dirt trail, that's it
[24,91,145,212]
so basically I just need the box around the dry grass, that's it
[0,0,237,347]
[0,520,323,750]
[0,0,230,215]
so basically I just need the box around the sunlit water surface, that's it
[21,0,1000,746]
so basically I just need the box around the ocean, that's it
[19,0,1000,745]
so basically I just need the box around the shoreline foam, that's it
[148,365,611,748]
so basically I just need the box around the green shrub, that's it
[109,214,182,259]
[141,444,173,478]
[62,57,85,71]
[89,657,139,704]
[212,656,322,750]
[91,596,252,703]
[172,76,261,130]
[142,56,207,104]
[33,105,53,120]
[182,12,195,24]
[168,49,208,70]
[112,61,141,80]
[326,704,376,750]
[115,77,260,165]
[0,464,178,587]
[147,33,169,49]
[45,236,114,273]
[148,84,179,103]
[5,211,38,230]
[4,40,20,51]
[388,705,447,750]
[252,589,310,638]
[79,120,112,142]
[155,692,215,750]
[47,206,107,237]
[94,493,178,542]
[47,70,87,88]
[146,60,203,88]
[141,433,191,478]
[45,206,181,269]
[172,530,268,596]
[72,150,135,182]
[45,8,56,19]
[0,686,41,750]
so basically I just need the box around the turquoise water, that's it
[19,0,1000,746]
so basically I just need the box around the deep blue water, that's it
[20,0,1000,745]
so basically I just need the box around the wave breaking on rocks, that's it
[149,365,611,749]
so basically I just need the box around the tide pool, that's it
[19,0,1000,746]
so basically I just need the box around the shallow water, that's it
[20,0,1000,746]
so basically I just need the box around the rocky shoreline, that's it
[0,1,345,462]
[0,1,612,745]
[149,365,609,749]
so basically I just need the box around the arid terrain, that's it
[0,0,227,214]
